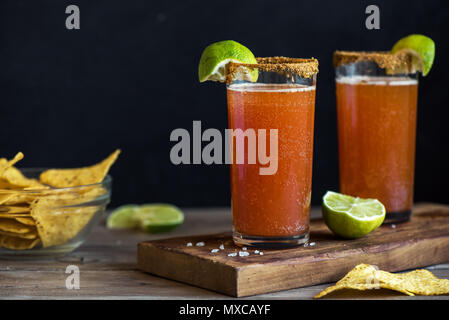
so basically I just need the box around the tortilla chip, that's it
[15,217,36,226]
[0,181,24,190]
[315,264,449,298]
[0,153,24,176]
[39,149,120,188]
[0,235,40,250]
[0,218,34,234]
[30,189,104,247]
[2,193,38,205]
[382,269,449,295]
[2,166,47,189]
[0,229,38,239]
[0,213,30,218]
[0,193,16,205]
[0,205,30,214]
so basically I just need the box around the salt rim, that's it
[227,57,319,84]
[333,50,415,75]
[336,75,418,86]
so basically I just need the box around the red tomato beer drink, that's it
[226,58,318,247]
[334,51,419,223]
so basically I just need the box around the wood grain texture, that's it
[1,205,449,299]
[138,203,449,297]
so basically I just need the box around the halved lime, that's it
[106,204,139,229]
[198,40,258,83]
[391,34,435,76]
[322,191,386,239]
[134,204,184,233]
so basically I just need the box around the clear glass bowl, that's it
[0,168,111,259]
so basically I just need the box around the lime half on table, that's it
[198,40,258,83]
[107,204,184,233]
[392,34,435,76]
[134,204,184,233]
[322,191,386,239]
[106,204,140,229]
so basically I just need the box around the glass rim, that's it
[227,57,318,83]
[333,50,416,74]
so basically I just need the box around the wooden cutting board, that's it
[137,203,449,297]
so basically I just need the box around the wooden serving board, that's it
[137,203,449,297]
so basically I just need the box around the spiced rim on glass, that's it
[227,57,319,248]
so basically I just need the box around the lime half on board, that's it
[322,191,386,239]
[134,204,184,233]
[198,40,258,83]
[392,34,435,76]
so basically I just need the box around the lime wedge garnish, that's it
[134,204,184,233]
[106,204,139,229]
[198,40,258,83]
[322,191,386,239]
[391,34,435,76]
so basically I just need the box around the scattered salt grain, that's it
[211,249,219,253]
[254,250,259,254]
[309,242,316,246]
[259,251,264,255]
[228,252,237,257]
[195,242,205,247]
[242,247,247,251]
[219,244,224,250]
[186,242,193,247]
[303,242,309,247]
[239,251,250,257]
[391,224,396,229]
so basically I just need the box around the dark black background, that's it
[1,0,448,207]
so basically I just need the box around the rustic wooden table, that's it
[1,208,448,300]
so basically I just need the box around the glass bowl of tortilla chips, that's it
[0,150,120,258]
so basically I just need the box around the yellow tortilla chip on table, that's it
[314,264,449,298]
[39,149,121,188]
[0,218,35,234]
[0,235,40,250]
[381,269,449,296]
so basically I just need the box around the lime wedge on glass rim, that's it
[322,191,386,239]
[392,34,435,76]
[134,204,184,233]
[198,40,258,83]
[106,204,140,229]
